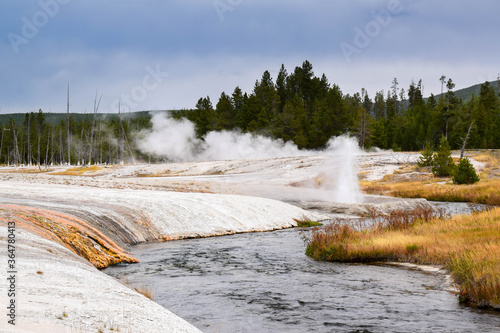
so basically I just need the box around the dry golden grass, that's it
[470,150,500,169]
[133,284,154,300]
[1,168,50,174]
[135,169,179,177]
[362,179,500,206]
[362,151,500,206]
[392,164,417,174]
[119,278,154,300]
[51,165,102,176]
[305,208,500,308]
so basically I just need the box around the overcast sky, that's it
[1,0,499,114]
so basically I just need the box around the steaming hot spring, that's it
[129,114,431,216]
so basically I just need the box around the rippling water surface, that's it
[106,221,500,332]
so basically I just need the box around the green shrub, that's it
[406,244,420,254]
[453,158,480,184]
[391,143,401,152]
[294,216,323,228]
[296,220,323,228]
[417,141,434,167]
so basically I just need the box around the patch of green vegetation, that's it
[405,244,420,254]
[294,217,323,228]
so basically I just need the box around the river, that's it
[105,203,500,332]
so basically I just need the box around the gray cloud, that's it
[1,0,499,113]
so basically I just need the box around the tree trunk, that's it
[67,83,71,165]
[460,122,474,159]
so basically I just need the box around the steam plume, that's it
[136,113,363,203]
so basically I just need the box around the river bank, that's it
[305,150,500,310]
[304,206,500,309]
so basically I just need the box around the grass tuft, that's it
[133,284,154,300]
[294,216,323,228]
[120,277,155,300]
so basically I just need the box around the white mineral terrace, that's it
[0,151,483,332]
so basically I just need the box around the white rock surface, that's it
[0,181,325,241]
[0,228,201,333]
[0,172,324,332]
[1,149,480,332]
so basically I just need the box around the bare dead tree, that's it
[37,124,41,167]
[67,83,71,165]
[59,127,64,165]
[497,74,500,97]
[50,126,54,166]
[79,123,85,166]
[390,151,415,164]
[98,119,103,164]
[88,91,102,165]
[37,111,43,168]
[45,131,50,170]
[27,112,31,166]
[460,121,474,160]
[11,122,20,167]
[118,101,124,165]
[121,115,136,165]
[357,108,370,150]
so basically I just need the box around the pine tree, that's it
[275,95,308,148]
[194,96,216,137]
[371,118,387,149]
[215,92,234,130]
[432,135,455,177]
[417,141,434,167]
[452,157,479,184]
[275,64,288,112]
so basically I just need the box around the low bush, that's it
[453,158,480,184]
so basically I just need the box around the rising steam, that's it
[136,113,307,162]
[136,113,363,203]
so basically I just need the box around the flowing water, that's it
[105,203,500,333]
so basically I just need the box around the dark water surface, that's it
[105,221,500,332]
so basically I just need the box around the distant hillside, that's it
[431,80,500,103]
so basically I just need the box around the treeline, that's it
[182,60,500,151]
[0,110,153,166]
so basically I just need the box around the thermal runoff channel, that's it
[137,113,363,203]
